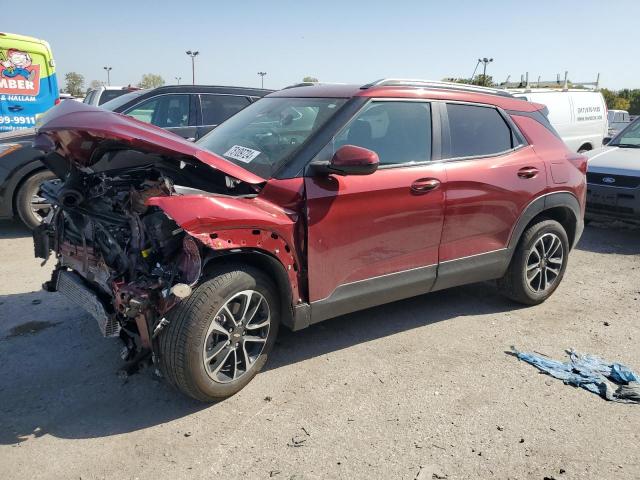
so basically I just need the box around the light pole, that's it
[257,71,267,89]
[103,66,112,86]
[185,51,199,85]
[175,76,182,85]
[479,57,493,86]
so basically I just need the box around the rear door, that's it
[435,101,547,288]
[124,93,197,139]
[0,37,57,132]
[304,100,446,320]
[195,94,251,139]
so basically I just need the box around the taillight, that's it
[567,153,588,174]
[54,98,61,105]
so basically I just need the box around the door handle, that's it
[517,167,539,179]
[411,178,440,194]
[8,105,23,112]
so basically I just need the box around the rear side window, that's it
[200,94,251,125]
[446,104,513,158]
[334,101,432,165]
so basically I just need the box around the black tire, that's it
[158,264,280,402]
[16,170,56,229]
[497,219,569,305]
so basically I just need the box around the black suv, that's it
[0,85,272,228]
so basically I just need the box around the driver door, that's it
[304,100,446,322]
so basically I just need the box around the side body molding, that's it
[304,191,582,328]
[432,190,583,293]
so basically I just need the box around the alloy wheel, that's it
[525,233,564,293]
[202,290,271,383]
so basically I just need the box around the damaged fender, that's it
[146,195,303,303]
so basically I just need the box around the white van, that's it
[510,89,608,152]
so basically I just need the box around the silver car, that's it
[586,117,640,222]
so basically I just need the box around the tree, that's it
[443,75,495,87]
[611,97,630,111]
[601,88,617,109]
[629,91,640,116]
[138,73,165,89]
[65,72,85,97]
[303,76,319,83]
[89,79,102,90]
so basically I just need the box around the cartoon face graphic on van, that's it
[1,49,35,80]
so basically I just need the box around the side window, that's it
[446,104,513,158]
[201,95,251,125]
[334,101,432,165]
[126,95,190,128]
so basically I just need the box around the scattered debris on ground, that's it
[511,347,640,403]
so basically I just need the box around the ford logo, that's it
[602,177,616,184]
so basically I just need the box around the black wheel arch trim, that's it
[507,191,583,253]
[200,248,297,331]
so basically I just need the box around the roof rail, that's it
[361,78,515,98]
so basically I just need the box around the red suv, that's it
[33,80,586,401]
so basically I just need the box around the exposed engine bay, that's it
[34,147,259,370]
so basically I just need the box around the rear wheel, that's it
[578,144,592,153]
[158,265,280,402]
[498,219,569,305]
[16,170,56,229]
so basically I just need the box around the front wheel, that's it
[16,170,57,229]
[498,219,569,305]
[158,265,280,402]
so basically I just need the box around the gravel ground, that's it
[0,219,639,480]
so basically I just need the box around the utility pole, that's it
[175,76,182,85]
[103,66,112,86]
[257,71,267,89]
[186,51,199,85]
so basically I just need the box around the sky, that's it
[7,0,640,91]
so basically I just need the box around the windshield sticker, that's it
[224,145,261,163]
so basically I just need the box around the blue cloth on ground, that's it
[511,347,640,403]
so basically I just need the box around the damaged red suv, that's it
[33,80,586,401]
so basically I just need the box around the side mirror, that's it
[317,144,379,176]
[603,137,612,145]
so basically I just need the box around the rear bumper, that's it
[586,183,640,222]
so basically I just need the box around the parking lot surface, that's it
[0,219,639,480]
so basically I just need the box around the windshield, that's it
[196,97,347,178]
[100,89,149,111]
[610,118,640,147]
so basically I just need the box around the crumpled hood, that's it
[33,100,265,185]
[587,146,640,177]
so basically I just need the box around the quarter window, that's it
[200,94,251,125]
[446,104,513,158]
[335,101,432,165]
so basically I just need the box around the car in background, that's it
[102,84,271,140]
[0,32,59,133]
[586,117,640,223]
[0,84,272,228]
[82,85,140,106]
[607,109,631,137]
[33,80,586,401]
[510,89,607,153]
